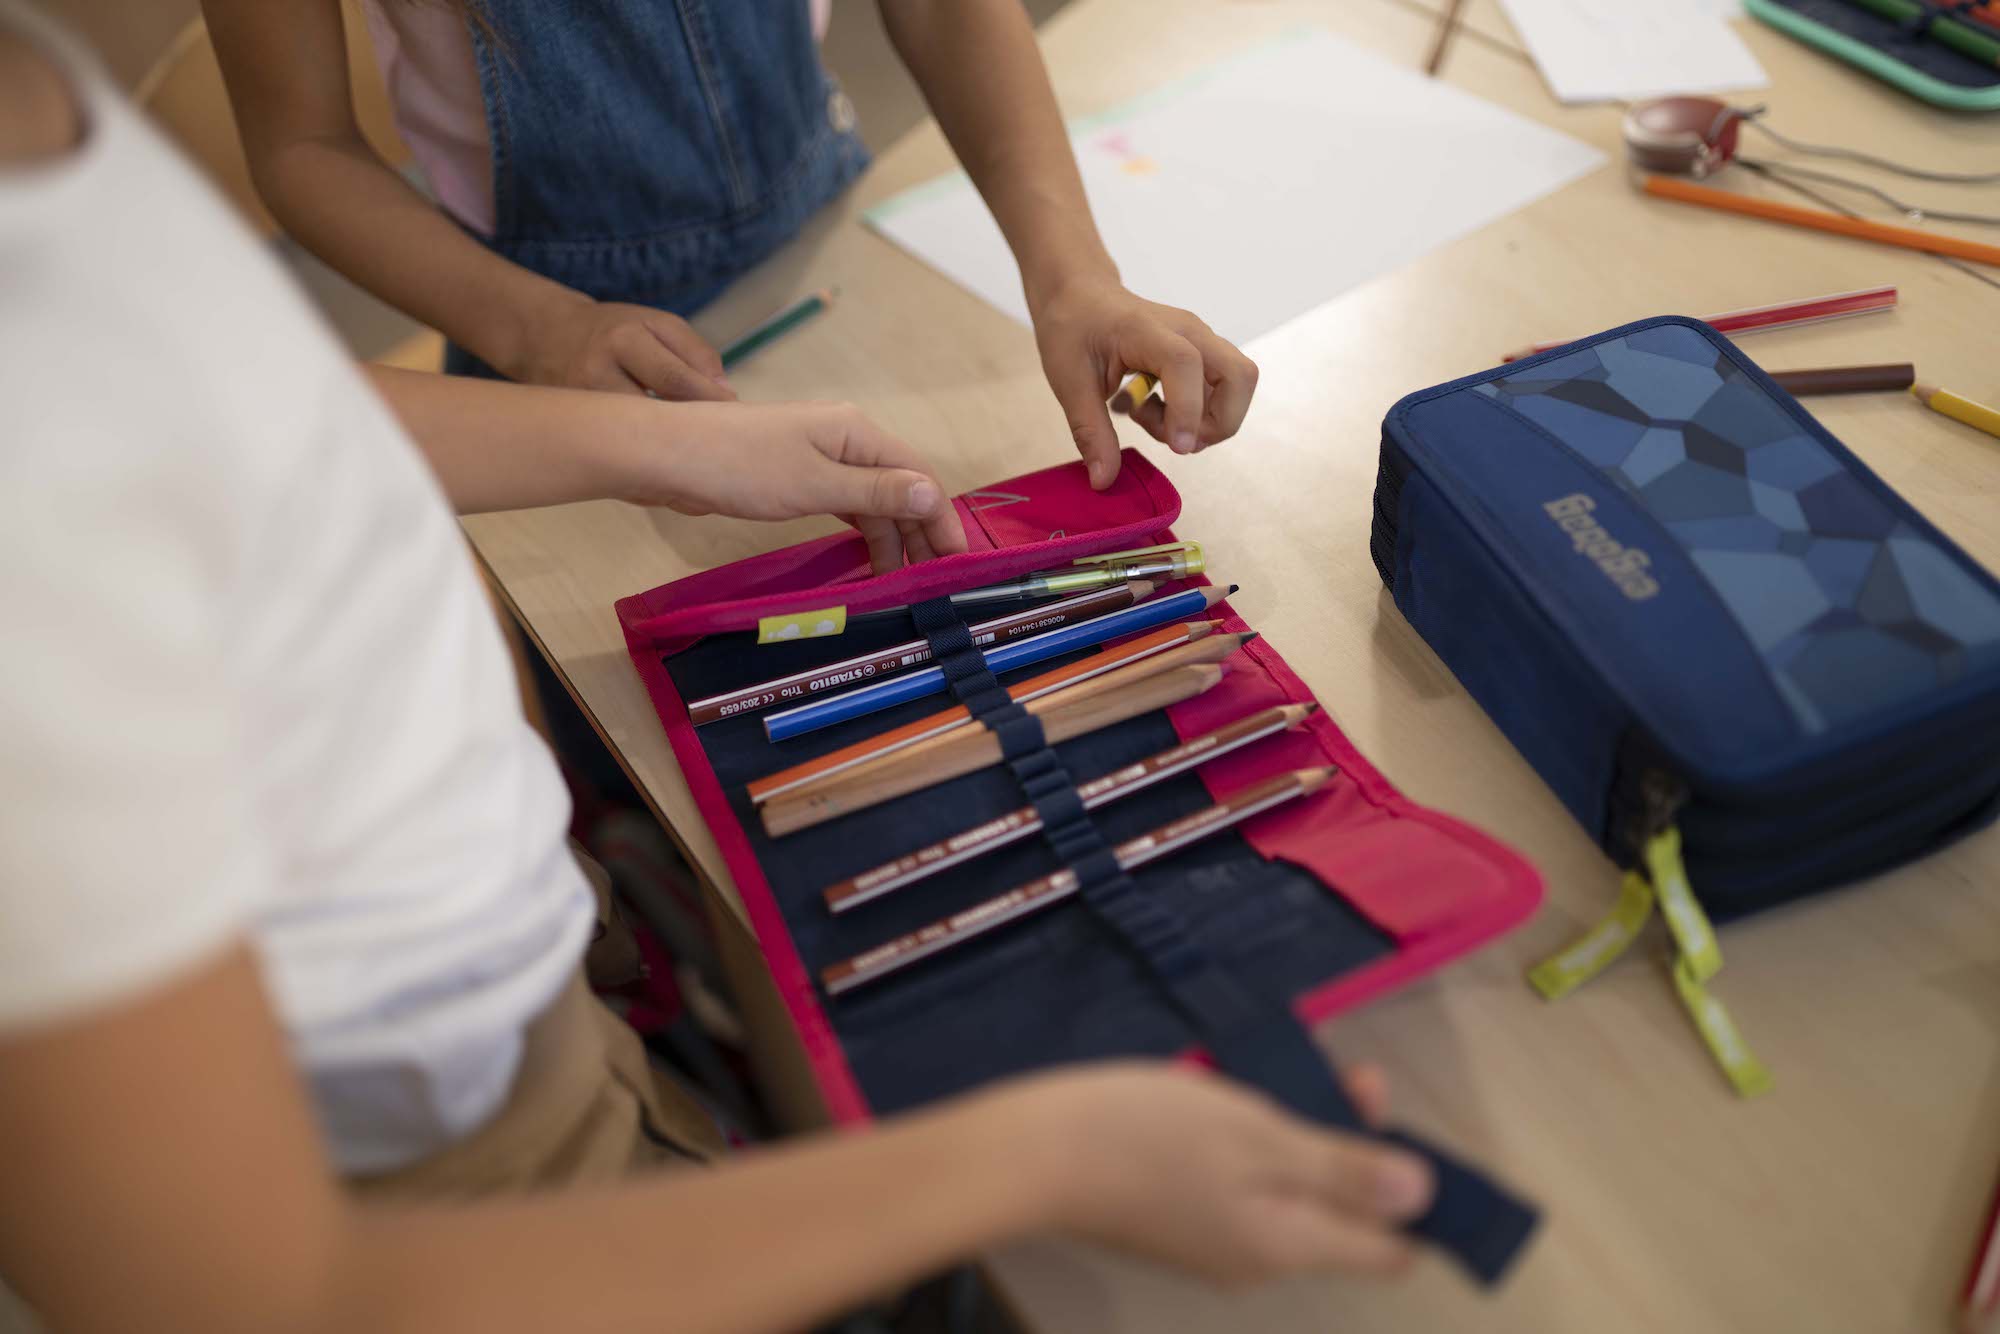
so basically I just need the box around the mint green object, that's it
[1745,0,2000,110]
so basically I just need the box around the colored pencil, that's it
[1837,0,2000,65]
[823,702,1318,911]
[1111,372,1157,415]
[762,662,1229,837]
[718,288,835,369]
[746,620,1219,805]
[1425,0,1469,75]
[1640,174,2000,269]
[1963,1157,2000,1334]
[820,766,1335,995]
[830,631,1256,794]
[1503,286,1897,361]
[1913,380,2000,441]
[762,584,1236,742]
[686,580,1154,727]
[1769,363,1915,396]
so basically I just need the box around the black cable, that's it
[1742,111,2000,183]
[1737,155,2000,228]
[1735,159,2000,293]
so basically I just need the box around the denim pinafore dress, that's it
[450,0,869,371]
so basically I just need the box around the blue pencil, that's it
[764,584,1235,742]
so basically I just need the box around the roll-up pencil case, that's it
[619,450,1546,1283]
[1745,0,2000,111]
[1372,315,2000,1094]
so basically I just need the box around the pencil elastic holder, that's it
[1746,0,2000,110]
[618,450,1547,1283]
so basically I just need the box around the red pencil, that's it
[1963,1160,2000,1334]
[1502,285,1897,361]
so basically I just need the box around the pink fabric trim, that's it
[617,450,1542,1124]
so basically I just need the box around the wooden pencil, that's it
[1640,174,2000,269]
[823,702,1318,912]
[814,631,1256,802]
[1425,0,1469,75]
[761,662,1228,837]
[685,578,1154,726]
[746,620,1219,804]
[1768,363,1915,396]
[820,766,1337,995]
[1913,380,2000,441]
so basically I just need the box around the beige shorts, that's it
[350,973,727,1200]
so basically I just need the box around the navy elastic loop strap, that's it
[906,598,1539,1282]
[1079,885,1541,1285]
[1205,1005,1541,1286]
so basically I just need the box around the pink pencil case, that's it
[617,450,1545,1282]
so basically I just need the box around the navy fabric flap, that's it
[1384,316,2000,800]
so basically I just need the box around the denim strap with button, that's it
[906,596,1538,1283]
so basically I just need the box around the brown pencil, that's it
[761,662,1229,838]
[1769,363,1915,396]
[1424,0,1469,75]
[821,766,1337,995]
[824,702,1319,912]
[746,620,1219,805]
[790,632,1256,815]
[685,578,1155,726]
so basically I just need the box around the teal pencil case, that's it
[1747,0,2000,110]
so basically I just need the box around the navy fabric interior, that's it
[1766,0,2000,88]
[663,593,1394,1117]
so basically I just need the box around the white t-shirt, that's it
[0,6,594,1174]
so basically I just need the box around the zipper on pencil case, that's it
[1532,764,1772,1097]
[1608,726,2000,866]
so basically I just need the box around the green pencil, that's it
[719,287,837,369]
[1838,0,2000,67]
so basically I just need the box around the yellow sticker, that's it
[1671,955,1774,1098]
[757,606,847,645]
[1643,827,1722,983]
[1527,870,1656,1001]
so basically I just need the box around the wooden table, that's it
[464,2,2000,1329]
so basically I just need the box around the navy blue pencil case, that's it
[1371,317,2000,1086]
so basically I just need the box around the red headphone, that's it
[1620,96,1750,177]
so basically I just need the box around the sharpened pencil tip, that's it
[1236,630,1261,647]
[1298,765,1339,793]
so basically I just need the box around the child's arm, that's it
[0,946,1430,1334]
[366,367,966,571]
[201,0,731,401]
[879,0,1261,489]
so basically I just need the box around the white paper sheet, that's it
[1497,0,1768,104]
[864,28,1605,347]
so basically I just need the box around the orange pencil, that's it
[1641,173,2000,270]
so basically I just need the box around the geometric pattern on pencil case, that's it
[1474,322,2000,735]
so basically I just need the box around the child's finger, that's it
[1191,332,1258,445]
[1124,327,1206,455]
[1048,363,1125,491]
[645,314,732,390]
[613,326,732,402]
[852,515,907,574]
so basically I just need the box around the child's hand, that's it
[636,400,968,573]
[527,295,736,402]
[1029,277,1260,490]
[989,1062,1430,1285]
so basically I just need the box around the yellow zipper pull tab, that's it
[1641,824,1772,1098]
[1527,869,1656,1000]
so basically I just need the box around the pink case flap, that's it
[618,451,1543,1122]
